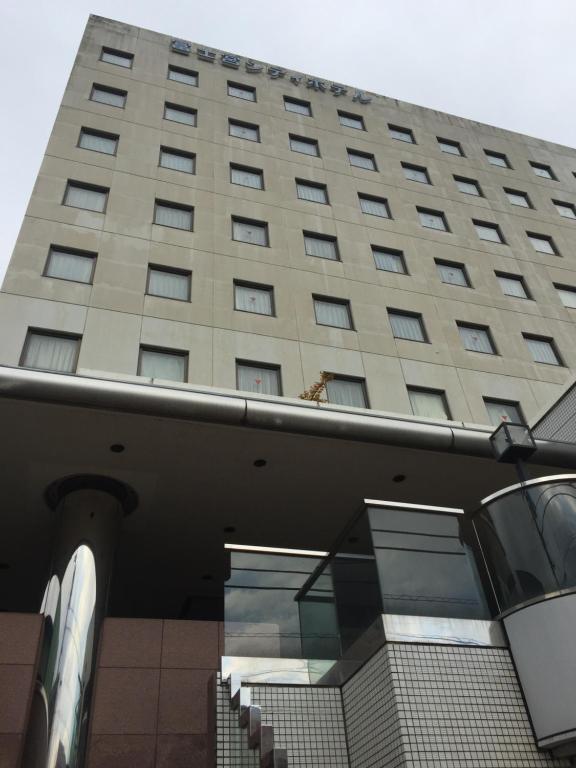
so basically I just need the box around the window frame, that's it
[289,134,320,157]
[233,280,275,317]
[554,283,576,309]
[313,295,354,330]
[228,118,260,142]
[473,219,506,244]
[372,246,407,275]
[20,328,81,373]
[526,231,558,255]
[504,188,533,208]
[77,127,119,156]
[167,64,198,86]
[435,259,471,288]
[523,334,563,366]
[417,207,449,232]
[454,176,483,196]
[100,47,133,68]
[296,178,329,204]
[408,386,452,420]
[43,245,97,285]
[153,199,194,230]
[236,359,282,396]
[138,345,189,382]
[230,163,265,190]
[63,181,109,213]
[163,102,197,126]
[325,374,369,409]
[437,137,464,156]
[402,162,431,184]
[227,81,257,102]
[338,110,365,130]
[159,146,196,174]
[358,194,391,218]
[347,148,377,171]
[146,264,192,302]
[303,231,340,261]
[530,162,556,180]
[232,216,270,247]
[388,309,428,343]
[553,200,576,219]
[484,150,511,169]
[283,96,312,116]
[495,272,531,300]
[457,322,497,355]
[483,397,525,427]
[388,124,415,143]
[89,83,127,108]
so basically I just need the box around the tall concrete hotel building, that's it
[4,13,576,768]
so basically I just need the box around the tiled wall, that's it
[86,618,222,768]
[342,643,570,768]
[216,677,349,767]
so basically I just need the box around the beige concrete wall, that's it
[2,14,576,425]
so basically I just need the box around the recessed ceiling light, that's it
[110,444,125,453]
[393,474,406,483]
[253,459,267,467]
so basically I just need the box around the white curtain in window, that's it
[475,224,501,242]
[360,197,388,217]
[290,138,317,155]
[24,333,78,373]
[389,313,424,341]
[555,203,576,219]
[528,236,554,254]
[235,285,272,315]
[438,263,466,286]
[285,100,310,115]
[155,204,192,229]
[532,165,551,178]
[164,106,196,125]
[140,350,186,381]
[149,269,189,300]
[237,365,279,395]
[557,288,576,308]
[169,69,197,85]
[349,152,374,170]
[315,300,350,328]
[419,211,445,230]
[304,235,337,260]
[326,378,366,408]
[233,221,267,245]
[373,250,404,273]
[485,401,521,426]
[92,88,125,107]
[230,123,258,141]
[404,166,427,183]
[47,250,94,283]
[231,168,262,188]
[390,128,412,143]
[65,185,106,212]
[526,338,558,365]
[459,326,493,354]
[102,50,131,67]
[487,153,506,167]
[160,150,194,173]
[79,131,117,154]
[228,85,255,101]
[297,184,326,203]
[339,115,362,129]
[409,390,448,419]
[507,192,529,207]
[439,141,460,155]
[457,180,479,195]
[498,276,526,298]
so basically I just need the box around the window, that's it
[236,361,281,395]
[555,284,576,309]
[90,84,127,108]
[402,163,430,184]
[227,81,256,101]
[454,176,482,196]
[284,96,312,116]
[373,247,406,274]
[21,330,80,373]
[505,188,532,208]
[164,102,197,126]
[44,246,96,284]
[348,149,377,171]
[531,162,555,180]
[359,194,390,218]
[388,310,427,342]
[338,111,364,130]
[524,334,561,365]
[474,220,505,243]
[147,266,191,301]
[154,200,193,230]
[100,47,133,68]
[458,324,495,354]
[289,134,319,156]
[229,119,260,142]
[408,388,451,420]
[232,217,269,246]
[139,346,188,382]
[418,208,448,231]
[436,260,470,287]
[484,398,524,427]
[296,179,328,204]
[438,138,463,156]
[527,232,558,255]
[326,376,368,408]
[553,200,576,219]
[78,127,118,155]
[159,147,195,173]
[304,232,339,261]
[485,150,510,168]
[234,282,274,315]
[496,273,529,299]
[168,65,198,86]
[231,164,264,190]
[63,181,108,213]
[389,124,414,143]
[313,296,353,329]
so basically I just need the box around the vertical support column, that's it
[22,475,136,768]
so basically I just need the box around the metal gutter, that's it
[1,365,576,467]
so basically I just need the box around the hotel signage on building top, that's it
[170,38,373,104]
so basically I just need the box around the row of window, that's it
[97,47,570,184]
[18,325,526,425]
[62,175,565,259]
[43,242,576,312]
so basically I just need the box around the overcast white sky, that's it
[1,0,575,282]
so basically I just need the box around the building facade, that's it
[2,14,576,768]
